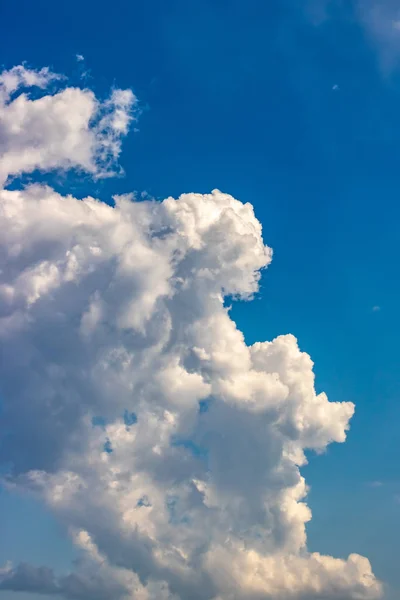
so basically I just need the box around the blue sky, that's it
[1,1,400,599]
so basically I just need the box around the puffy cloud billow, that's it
[0,65,383,600]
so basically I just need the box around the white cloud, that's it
[0,64,138,187]
[0,64,60,98]
[372,305,381,312]
[0,65,383,600]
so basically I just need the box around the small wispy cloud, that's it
[372,305,381,312]
[356,0,400,74]
[76,54,85,62]
[368,480,384,488]
[307,1,400,74]
[332,84,339,91]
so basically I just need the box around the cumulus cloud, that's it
[0,65,383,600]
[0,64,138,186]
[0,535,142,600]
